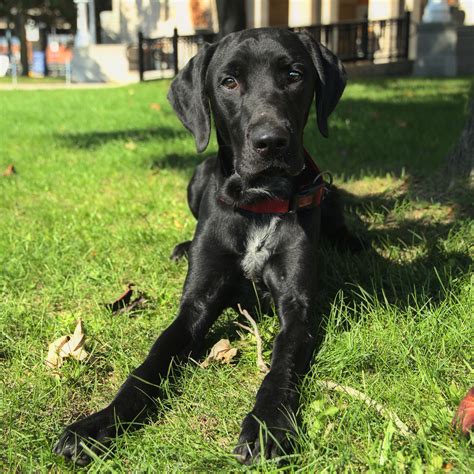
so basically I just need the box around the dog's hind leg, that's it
[170,156,217,261]
[321,185,364,252]
[170,240,191,261]
[187,156,217,219]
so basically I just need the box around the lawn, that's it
[0,77,473,472]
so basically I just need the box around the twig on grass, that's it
[237,304,269,374]
[316,380,414,438]
[235,307,413,438]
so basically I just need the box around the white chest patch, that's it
[241,216,281,280]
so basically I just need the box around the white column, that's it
[88,0,97,44]
[406,0,424,59]
[258,0,270,27]
[458,0,474,24]
[74,0,90,48]
[288,0,318,27]
[368,0,401,21]
[320,0,338,24]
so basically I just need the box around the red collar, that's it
[221,149,330,215]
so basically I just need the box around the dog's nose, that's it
[251,126,289,158]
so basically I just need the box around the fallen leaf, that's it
[150,102,161,111]
[105,283,148,315]
[452,386,474,435]
[396,119,408,128]
[443,462,454,472]
[45,320,89,374]
[124,141,137,150]
[59,319,88,361]
[2,164,16,176]
[105,283,134,313]
[45,335,69,370]
[201,339,237,368]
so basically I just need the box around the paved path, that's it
[0,82,131,91]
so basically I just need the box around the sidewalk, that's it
[0,81,131,91]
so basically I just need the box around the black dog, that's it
[54,27,358,465]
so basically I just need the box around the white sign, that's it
[0,55,9,77]
[26,25,40,42]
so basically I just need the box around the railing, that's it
[292,12,410,62]
[137,13,410,81]
[136,28,215,81]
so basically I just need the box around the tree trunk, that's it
[216,0,246,39]
[16,10,29,77]
[446,93,474,187]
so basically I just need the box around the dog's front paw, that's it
[54,409,115,466]
[233,411,295,465]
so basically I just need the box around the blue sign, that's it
[32,51,45,76]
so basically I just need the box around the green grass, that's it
[0,77,473,472]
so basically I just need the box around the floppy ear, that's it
[167,43,216,152]
[297,32,347,138]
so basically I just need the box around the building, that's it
[97,0,474,41]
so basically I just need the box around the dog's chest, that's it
[241,216,281,280]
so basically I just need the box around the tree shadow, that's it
[149,151,213,172]
[57,126,189,150]
[304,77,470,179]
[314,188,471,321]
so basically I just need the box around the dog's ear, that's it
[167,43,216,152]
[297,32,346,138]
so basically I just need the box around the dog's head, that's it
[168,28,345,183]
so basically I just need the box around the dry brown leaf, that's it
[2,164,16,176]
[201,339,237,368]
[150,102,161,111]
[105,283,148,315]
[59,319,88,361]
[452,386,474,435]
[45,320,89,373]
[45,335,69,370]
[105,283,134,313]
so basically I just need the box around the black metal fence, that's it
[136,28,215,81]
[292,12,410,62]
[137,13,410,81]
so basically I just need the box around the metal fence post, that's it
[404,10,411,60]
[173,28,179,76]
[361,19,369,60]
[138,31,144,82]
[41,26,49,77]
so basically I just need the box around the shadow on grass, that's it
[58,127,189,149]
[149,152,214,172]
[305,97,469,179]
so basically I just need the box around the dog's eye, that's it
[288,70,303,83]
[222,77,238,90]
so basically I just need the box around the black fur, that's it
[54,28,360,466]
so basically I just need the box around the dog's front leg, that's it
[234,249,316,464]
[54,251,234,465]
